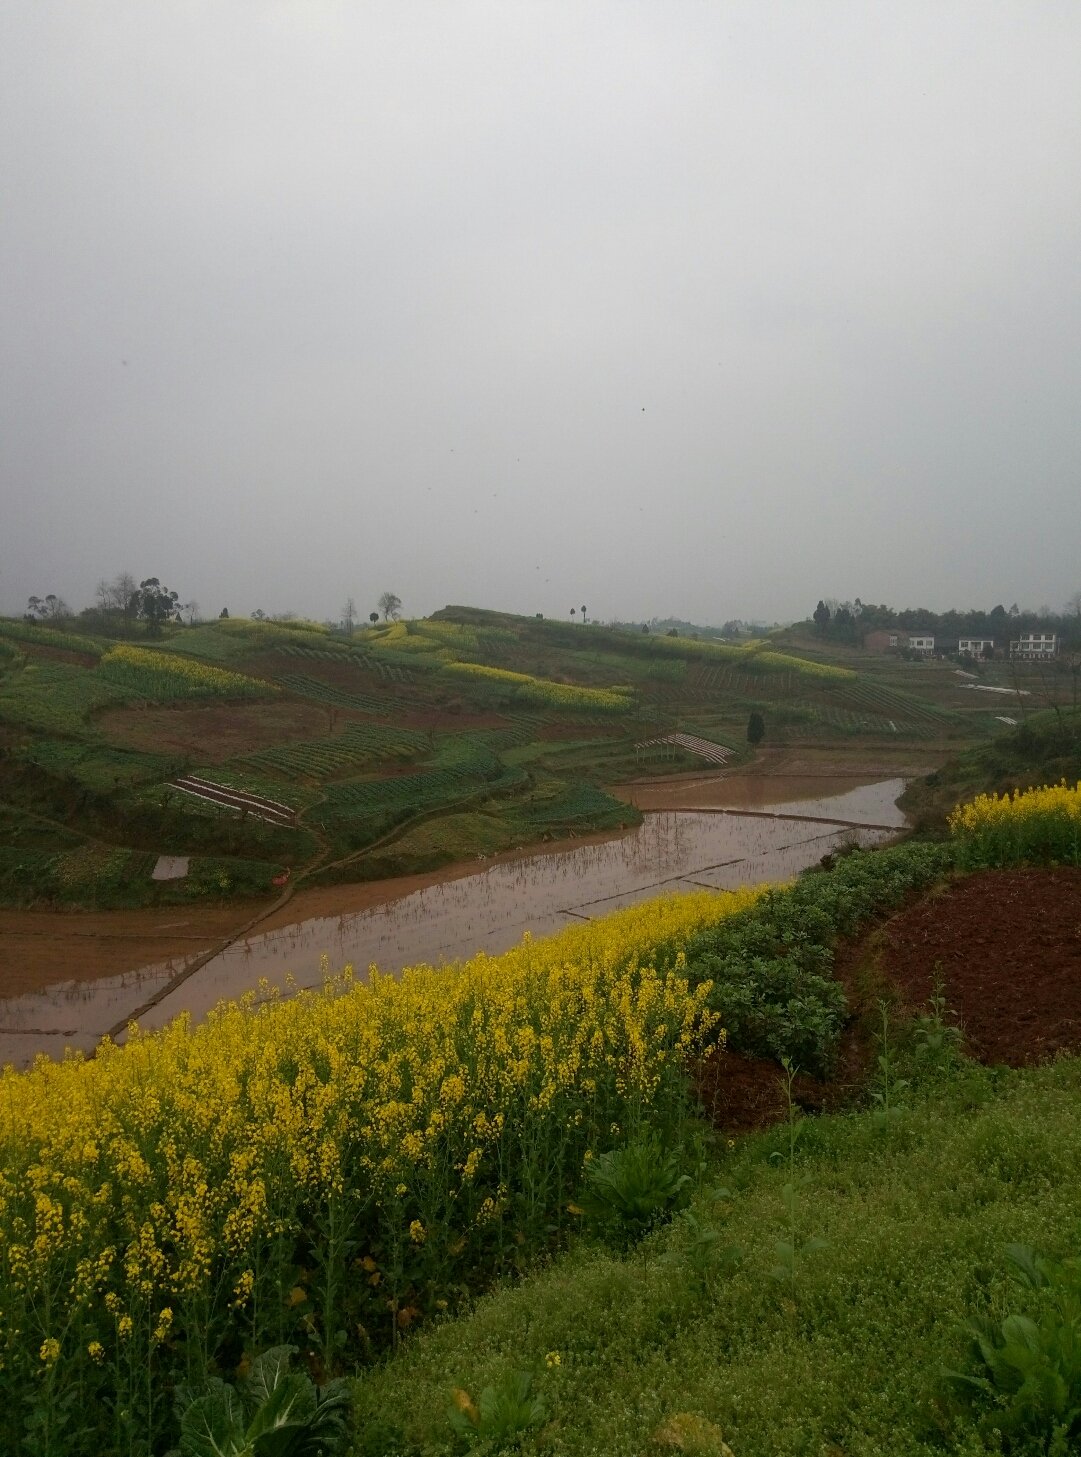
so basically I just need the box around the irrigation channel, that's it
[0,777,909,1069]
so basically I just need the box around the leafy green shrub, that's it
[167,1345,351,1457]
[448,1370,548,1450]
[579,1137,691,1244]
[944,1244,1081,1453]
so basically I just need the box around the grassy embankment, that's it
[0,606,1039,910]
[352,1057,1081,1457]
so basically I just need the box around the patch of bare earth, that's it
[857,866,1081,1068]
[97,701,341,762]
[21,643,98,668]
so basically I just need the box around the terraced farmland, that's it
[1,603,1039,911]
[232,722,430,781]
[271,673,396,715]
[277,641,414,683]
[319,762,526,840]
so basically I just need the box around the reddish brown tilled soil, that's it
[695,866,1081,1135]
[22,643,99,669]
[98,700,338,761]
[694,1050,829,1136]
[863,866,1081,1068]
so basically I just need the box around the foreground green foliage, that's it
[945,1245,1081,1453]
[169,1345,352,1457]
[447,1371,548,1451]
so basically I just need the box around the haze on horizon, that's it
[2,2,1079,630]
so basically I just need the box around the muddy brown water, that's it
[0,778,908,1069]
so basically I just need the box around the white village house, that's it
[1010,633,1058,659]
[958,637,995,657]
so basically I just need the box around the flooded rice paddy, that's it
[0,777,908,1068]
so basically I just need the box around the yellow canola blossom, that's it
[99,644,274,699]
[949,780,1081,867]
[749,650,856,681]
[0,883,762,1387]
[443,661,632,712]
[948,779,1081,833]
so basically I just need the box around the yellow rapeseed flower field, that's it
[443,661,632,712]
[99,644,275,699]
[0,883,763,1433]
[948,779,1081,867]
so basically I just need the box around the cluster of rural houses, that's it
[863,630,1059,660]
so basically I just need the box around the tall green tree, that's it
[133,578,179,637]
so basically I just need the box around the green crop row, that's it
[443,662,632,713]
[155,627,254,663]
[430,736,501,773]
[0,662,135,735]
[799,705,918,736]
[691,665,796,699]
[840,678,960,724]
[0,619,106,657]
[272,673,394,715]
[98,646,276,702]
[749,649,856,681]
[276,643,412,683]
[321,763,524,826]
[233,722,430,782]
[16,740,185,791]
[518,780,630,828]
[683,840,956,1074]
[215,618,337,650]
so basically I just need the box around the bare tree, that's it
[378,591,402,621]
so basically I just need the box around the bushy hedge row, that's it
[683,842,956,1074]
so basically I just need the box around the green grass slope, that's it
[351,1056,1081,1457]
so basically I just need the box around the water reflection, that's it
[0,779,907,1068]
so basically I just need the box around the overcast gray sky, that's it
[2,2,1079,627]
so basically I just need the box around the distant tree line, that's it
[811,595,1081,648]
[16,572,406,638]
